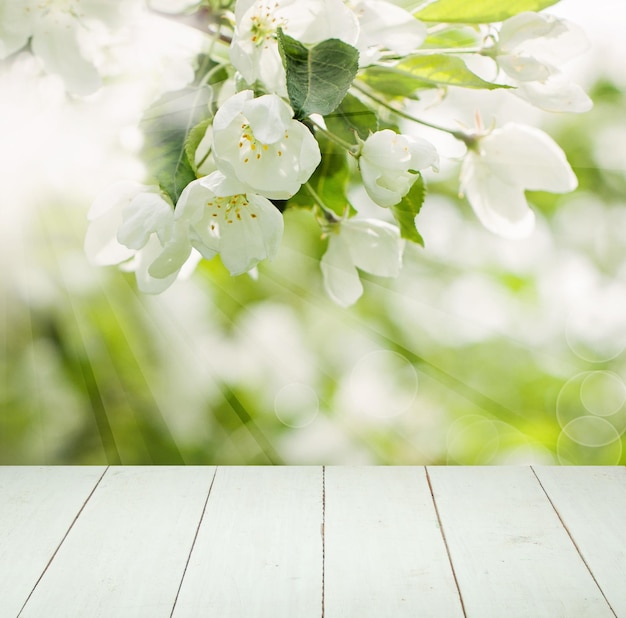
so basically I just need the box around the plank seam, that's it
[425,467,467,618]
[530,466,618,618]
[16,466,110,618]
[321,466,326,618]
[169,466,219,618]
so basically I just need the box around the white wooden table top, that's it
[1,466,625,618]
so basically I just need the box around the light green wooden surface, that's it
[0,466,623,618]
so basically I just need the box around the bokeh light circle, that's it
[580,371,626,417]
[560,415,620,448]
[347,350,418,419]
[557,371,626,437]
[446,415,500,464]
[274,383,319,428]
[557,423,622,465]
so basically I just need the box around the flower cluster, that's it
[1,0,590,306]
[86,90,313,290]
[487,11,592,113]
[0,0,141,94]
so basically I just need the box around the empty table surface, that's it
[1,466,624,618]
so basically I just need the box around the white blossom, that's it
[359,129,438,208]
[0,1,33,59]
[351,0,426,65]
[321,217,404,307]
[0,0,140,95]
[230,0,359,93]
[459,123,578,239]
[212,90,321,200]
[85,181,195,293]
[175,171,284,276]
[493,11,592,113]
[512,76,593,115]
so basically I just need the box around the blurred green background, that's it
[2,3,626,465]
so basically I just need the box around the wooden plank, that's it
[0,466,105,618]
[324,466,465,617]
[172,466,323,618]
[533,466,626,616]
[19,466,215,618]
[428,466,615,618]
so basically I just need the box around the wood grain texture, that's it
[19,466,215,618]
[324,466,464,617]
[534,466,626,616]
[0,466,106,618]
[428,466,615,618]
[172,466,323,618]
[3,466,626,618]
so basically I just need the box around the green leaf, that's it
[391,175,425,245]
[324,94,378,143]
[423,26,481,49]
[389,55,508,90]
[312,151,350,216]
[289,133,351,215]
[416,0,559,23]
[359,66,434,99]
[277,29,359,119]
[185,118,212,175]
[140,85,213,204]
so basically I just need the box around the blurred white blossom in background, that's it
[1,0,626,465]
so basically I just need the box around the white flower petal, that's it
[176,177,215,223]
[514,77,593,114]
[31,16,101,95]
[133,235,180,294]
[343,219,404,277]
[0,1,34,59]
[84,210,135,266]
[480,123,578,193]
[281,0,359,46]
[360,157,414,207]
[213,90,252,132]
[179,249,203,280]
[321,234,363,307]
[88,181,149,221]
[199,170,248,198]
[118,192,173,250]
[218,194,284,275]
[362,130,411,169]
[228,36,257,84]
[85,181,149,265]
[460,153,536,239]
[174,177,221,258]
[355,0,426,59]
[147,223,192,279]
[293,122,323,182]
[408,135,440,172]
[360,130,437,207]
[497,53,553,82]
[243,94,292,144]
[498,12,568,55]
[499,12,588,66]
[460,123,578,238]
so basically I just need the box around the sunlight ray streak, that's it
[37,207,123,464]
